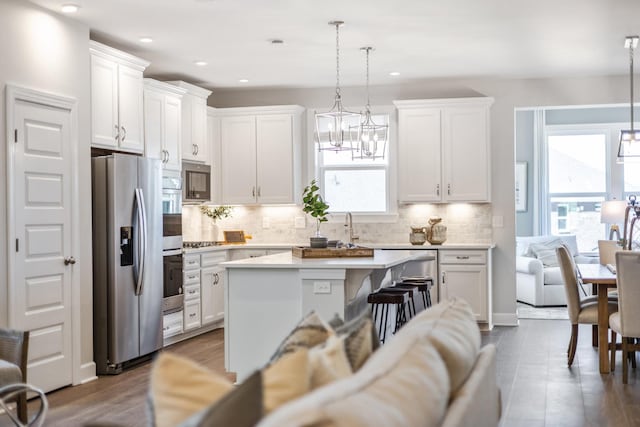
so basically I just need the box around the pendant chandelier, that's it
[350,47,388,160]
[314,21,361,152]
[617,35,640,163]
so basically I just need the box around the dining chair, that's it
[609,252,640,384]
[557,246,618,367]
[0,328,29,423]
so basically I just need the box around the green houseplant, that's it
[302,180,330,248]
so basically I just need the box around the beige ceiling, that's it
[29,0,640,90]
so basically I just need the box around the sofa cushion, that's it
[308,334,353,389]
[528,238,565,267]
[330,310,378,371]
[543,266,564,286]
[269,311,332,363]
[517,235,579,257]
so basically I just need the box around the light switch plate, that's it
[294,216,306,229]
[313,281,331,294]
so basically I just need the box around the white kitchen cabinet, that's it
[439,249,492,329]
[184,299,202,331]
[90,41,149,153]
[143,79,185,171]
[395,98,493,203]
[207,108,221,204]
[217,106,304,205]
[201,251,227,325]
[167,81,211,164]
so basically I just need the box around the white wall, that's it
[0,0,94,380]
[209,74,630,325]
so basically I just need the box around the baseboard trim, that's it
[493,312,519,326]
[79,362,97,384]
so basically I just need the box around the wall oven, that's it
[182,161,211,203]
[162,170,182,251]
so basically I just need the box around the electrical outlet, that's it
[262,217,271,229]
[313,281,331,294]
[294,216,306,229]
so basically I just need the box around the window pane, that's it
[624,164,640,192]
[548,134,606,193]
[549,196,605,251]
[323,169,386,212]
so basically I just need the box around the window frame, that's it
[306,104,398,223]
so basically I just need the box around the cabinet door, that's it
[191,98,208,163]
[211,266,225,323]
[208,112,221,204]
[143,89,163,161]
[90,55,118,148]
[397,108,442,202]
[184,299,201,330]
[442,106,490,201]
[117,65,145,153]
[181,94,195,161]
[164,95,182,171]
[256,114,294,204]
[201,267,216,325]
[440,264,488,322]
[220,116,257,204]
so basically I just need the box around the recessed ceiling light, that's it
[139,37,153,43]
[238,79,249,83]
[389,71,400,77]
[61,4,80,13]
[194,60,208,66]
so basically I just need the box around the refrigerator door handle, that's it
[134,188,147,296]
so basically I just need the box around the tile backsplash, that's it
[182,204,493,244]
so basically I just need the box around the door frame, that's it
[5,84,82,385]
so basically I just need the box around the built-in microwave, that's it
[182,161,211,203]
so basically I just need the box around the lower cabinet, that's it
[162,311,183,339]
[184,299,202,331]
[438,249,492,329]
[201,251,227,325]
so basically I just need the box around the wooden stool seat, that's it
[368,290,410,343]
[397,279,433,309]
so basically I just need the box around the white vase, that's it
[201,217,221,242]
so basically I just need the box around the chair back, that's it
[557,246,581,323]
[614,252,640,337]
[0,328,29,382]
[598,240,619,266]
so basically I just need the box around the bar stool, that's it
[367,290,410,343]
[396,277,433,310]
[381,285,419,318]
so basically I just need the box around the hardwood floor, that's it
[3,321,639,426]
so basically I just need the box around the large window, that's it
[545,132,607,251]
[316,112,392,214]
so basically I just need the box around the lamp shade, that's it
[600,200,627,224]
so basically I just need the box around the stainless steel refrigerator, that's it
[92,154,163,375]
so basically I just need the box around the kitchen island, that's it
[221,249,424,379]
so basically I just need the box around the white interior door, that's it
[12,97,74,392]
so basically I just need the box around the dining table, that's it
[577,263,617,374]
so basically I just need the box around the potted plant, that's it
[302,179,330,248]
[200,205,233,241]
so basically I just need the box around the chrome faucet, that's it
[345,212,359,244]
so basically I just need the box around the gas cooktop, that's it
[183,241,224,249]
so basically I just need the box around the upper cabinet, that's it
[167,81,212,164]
[394,98,494,203]
[90,41,150,153]
[215,106,305,205]
[143,79,186,171]
[207,107,221,204]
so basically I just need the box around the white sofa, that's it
[516,235,597,307]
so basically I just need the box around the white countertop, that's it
[221,249,424,269]
[183,242,494,253]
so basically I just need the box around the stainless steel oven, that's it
[162,170,182,250]
[182,161,211,203]
[162,249,184,314]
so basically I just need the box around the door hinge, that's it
[15,238,19,252]
[14,129,18,143]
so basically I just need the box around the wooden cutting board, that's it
[292,246,374,258]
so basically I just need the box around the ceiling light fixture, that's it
[350,47,388,160]
[194,60,208,66]
[617,35,640,163]
[139,37,153,43]
[270,39,284,45]
[314,21,360,152]
[389,71,400,76]
[238,79,249,83]
[61,3,80,13]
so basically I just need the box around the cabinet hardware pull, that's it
[64,257,76,265]
[257,186,261,197]
[252,187,256,197]
[447,184,451,195]
[121,126,127,141]
[192,144,196,155]
[114,124,120,141]
[456,256,470,260]
[442,272,446,284]
[436,184,440,196]
[194,144,199,155]
[190,313,196,317]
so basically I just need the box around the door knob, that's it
[64,257,76,265]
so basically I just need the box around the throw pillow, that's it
[333,311,378,371]
[308,334,353,389]
[528,238,565,267]
[150,352,233,427]
[269,311,332,362]
[262,348,310,414]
